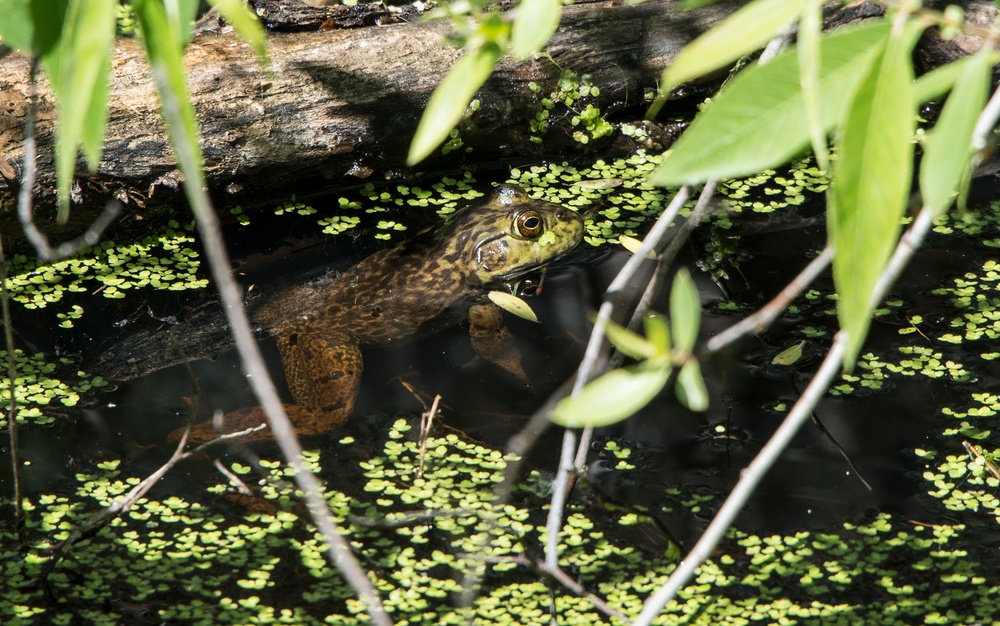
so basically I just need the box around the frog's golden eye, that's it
[514,210,544,239]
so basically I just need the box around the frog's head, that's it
[441,184,584,286]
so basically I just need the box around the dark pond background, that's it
[3,172,999,553]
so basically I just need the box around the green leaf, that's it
[488,290,538,322]
[209,0,268,61]
[829,22,921,370]
[549,363,671,428]
[797,0,828,171]
[132,0,203,189]
[604,318,658,362]
[651,22,889,186]
[643,313,671,357]
[771,340,805,365]
[511,0,561,60]
[0,0,68,55]
[669,268,700,355]
[46,0,116,220]
[162,0,200,49]
[675,360,709,412]
[651,0,808,115]
[408,42,503,165]
[914,55,970,103]
[919,48,992,216]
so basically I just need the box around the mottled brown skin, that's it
[181,184,584,444]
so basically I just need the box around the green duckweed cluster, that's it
[0,349,107,428]
[2,221,207,319]
[3,417,999,624]
[717,158,828,214]
[828,347,974,397]
[527,70,613,146]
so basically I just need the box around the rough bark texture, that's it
[0,0,994,254]
[0,0,739,214]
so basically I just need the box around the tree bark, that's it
[0,0,993,255]
[0,0,739,214]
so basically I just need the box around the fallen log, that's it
[0,0,994,256]
[0,1,737,223]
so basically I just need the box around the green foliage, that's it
[919,48,991,216]
[0,0,265,219]
[408,0,566,164]
[0,0,115,218]
[550,269,708,428]
[511,0,561,60]
[650,0,809,116]
[5,416,1000,623]
[651,5,996,374]
[651,22,889,185]
[408,39,504,165]
[0,349,107,428]
[829,22,920,370]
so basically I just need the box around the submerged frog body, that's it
[183,184,584,443]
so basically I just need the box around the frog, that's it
[179,183,584,444]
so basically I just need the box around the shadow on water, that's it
[4,178,1000,552]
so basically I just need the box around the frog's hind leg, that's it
[177,329,362,445]
[279,328,362,435]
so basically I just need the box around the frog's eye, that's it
[514,210,544,239]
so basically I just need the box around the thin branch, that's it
[631,203,938,625]
[0,229,24,535]
[543,186,692,571]
[16,58,120,263]
[509,553,628,623]
[705,245,833,354]
[144,49,391,625]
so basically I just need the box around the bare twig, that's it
[705,245,833,354]
[16,59,121,263]
[0,229,24,534]
[507,553,628,622]
[143,47,391,625]
[416,394,441,478]
[571,181,720,474]
[213,459,254,495]
[544,186,692,571]
[632,202,938,625]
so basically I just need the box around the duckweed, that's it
[0,349,107,428]
[5,414,998,624]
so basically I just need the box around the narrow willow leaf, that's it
[163,0,200,48]
[408,43,502,165]
[652,22,888,186]
[670,268,700,355]
[651,0,808,115]
[643,313,671,357]
[676,360,709,412]
[511,0,561,60]
[0,0,67,54]
[914,55,971,103]
[771,340,805,365]
[49,0,115,219]
[575,178,623,189]
[618,234,656,259]
[830,23,921,370]
[920,49,992,216]
[798,0,828,171]
[603,318,658,361]
[209,0,268,60]
[549,363,671,428]
[488,290,538,322]
[132,0,204,190]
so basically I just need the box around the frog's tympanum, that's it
[181,184,584,443]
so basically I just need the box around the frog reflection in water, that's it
[181,184,584,443]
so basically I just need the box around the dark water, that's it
[2,186,995,551]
